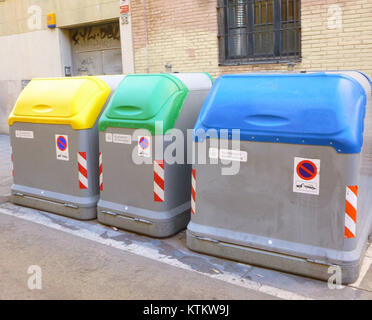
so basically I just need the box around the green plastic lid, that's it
[98,74,189,134]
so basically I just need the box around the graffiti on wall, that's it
[70,21,122,76]
[70,22,121,52]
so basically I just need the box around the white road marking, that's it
[366,244,372,258]
[0,206,311,300]
[351,254,372,287]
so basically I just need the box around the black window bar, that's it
[217,0,301,65]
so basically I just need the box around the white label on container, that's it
[209,147,219,159]
[138,136,151,157]
[113,134,132,144]
[220,149,247,162]
[15,130,34,139]
[293,157,320,195]
[55,134,69,161]
[105,133,113,142]
[209,147,247,162]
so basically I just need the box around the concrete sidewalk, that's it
[0,212,276,300]
[0,134,371,300]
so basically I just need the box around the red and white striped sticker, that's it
[99,152,103,191]
[191,169,196,214]
[154,160,164,202]
[11,151,14,177]
[344,185,358,238]
[78,152,88,189]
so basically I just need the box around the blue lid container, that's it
[194,73,367,153]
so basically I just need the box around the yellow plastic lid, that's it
[8,76,111,130]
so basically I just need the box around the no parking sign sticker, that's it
[55,134,69,161]
[138,136,151,158]
[293,157,320,195]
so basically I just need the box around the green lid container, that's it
[98,74,189,135]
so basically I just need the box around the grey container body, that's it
[97,73,213,237]
[11,123,100,219]
[10,75,125,220]
[187,71,372,284]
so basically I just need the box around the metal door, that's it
[70,21,123,76]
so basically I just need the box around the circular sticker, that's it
[296,160,317,180]
[57,136,67,151]
[139,136,149,149]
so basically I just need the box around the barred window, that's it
[217,0,301,65]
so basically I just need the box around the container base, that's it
[97,200,190,238]
[186,229,365,284]
[11,185,98,220]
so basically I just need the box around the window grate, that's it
[217,0,301,65]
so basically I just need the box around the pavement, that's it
[0,134,371,300]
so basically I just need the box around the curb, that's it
[0,194,10,204]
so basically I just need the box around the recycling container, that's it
[187,71,372,283]
[97,73,213,237]
[9,75,124,220]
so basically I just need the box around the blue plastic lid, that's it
[194,73,367,153]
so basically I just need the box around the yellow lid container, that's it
[8,77,111,130]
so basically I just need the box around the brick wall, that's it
[300,0,372,76]
[131,0,219,77]
[131,0,372,79]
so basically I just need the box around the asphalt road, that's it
[0,213,276,300]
